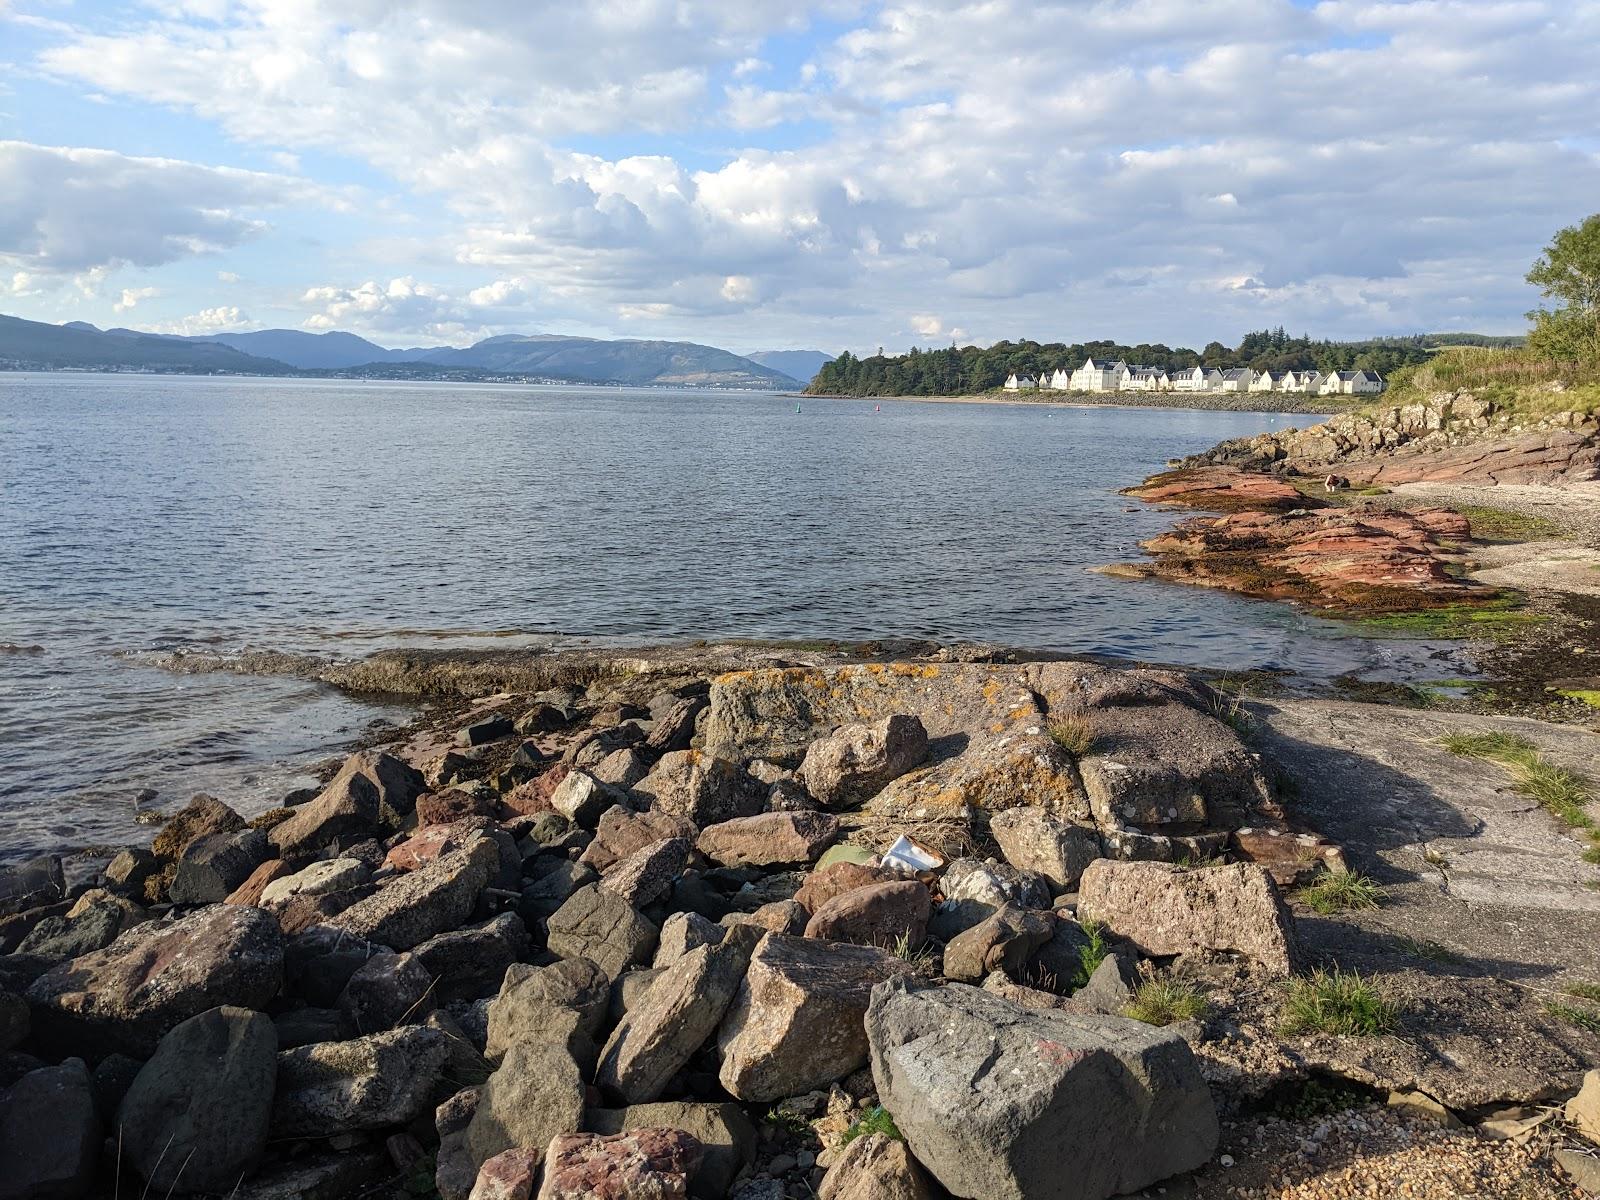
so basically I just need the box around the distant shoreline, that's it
[794,389,1341,415]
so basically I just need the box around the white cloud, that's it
[22,0,1600,347]
[152,304,252,335]
[299,274,547,342]
[0,141,315,276]
[113,286,158,312]
[217,270,240,283]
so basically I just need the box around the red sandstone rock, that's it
[1129,505,1488,611]
[1124,467,1315,512]
[535,1128,701,1200]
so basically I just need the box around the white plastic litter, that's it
[880,834,943,874]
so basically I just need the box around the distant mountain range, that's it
[3,314,829,390]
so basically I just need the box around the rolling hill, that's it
[423,334,799,387]
[0,314,296,375]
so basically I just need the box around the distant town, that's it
[1004,358,1385,396]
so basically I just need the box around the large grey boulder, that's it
[338,950,435,1035]
[271,1026,450,1137]
[118,1006,277,1194]
[484,958,609,1064]
[796,715,929,809]
[0,1059,101,1200]
[988,808,1103,891]
[1076,860,1298,976]
[545,885,658,980]
[260,858,371,907]
[596,927,760,1104]
[717,933,913,1102]
[329,834,498,950]
[464,1040,585,1176]
[170,828,270,905]
[866,978,1217,1200]
[27,905,284,1058]
[15,898,126,964]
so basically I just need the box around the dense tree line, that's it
[806,329,1521,397]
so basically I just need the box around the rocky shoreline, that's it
[3,644,1599,1199]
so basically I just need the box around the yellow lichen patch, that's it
[982,678,1003,704]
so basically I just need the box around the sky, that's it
[2,1,1598,355]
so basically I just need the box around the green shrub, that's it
[841,1105,902,1145]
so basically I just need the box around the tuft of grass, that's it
[1565,981,1600,1002]
[1048,717,1095,757]
[1544,1001,1600,1034]
[889,930,936,968]
[1298,871,1384,915]
[840,1106,901,1146]
[1280,969,1398,1036]
[1443,729,1599,859]
[1208,680,1252,735]
[1071,918,1109,991]
[1393,935,1461,964]
[1123,978,1208,1026]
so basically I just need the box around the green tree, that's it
[1526,213,1600,364]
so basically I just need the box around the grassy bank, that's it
[1372,347,1600,419]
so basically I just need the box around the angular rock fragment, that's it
[942,905,1054,983]
[797,715,929,809]
[580,807,698,874]
[596,928,760,1104]
[269,752,425,860]
[1077,860,1298,975]
[818,1131,935,1200]
[535,1128,701,1200]
[803,880,931,950]
[330,834,498,950]
[633,750,762,826]
[260,858,371,907]
[602,838,691,909]
[545,885,659,980]
[652,910,726,969]
[0,1058,101,1200]
[272,1026,450,1137]
[717,933,913,1102]
[484,958,610,1064]
[170,827,270,904]
[940,858,1052,910]
[465,1040,585,1175]
[697,811,840,868]
[988,807,1102,891]
[584,1102,755,1200]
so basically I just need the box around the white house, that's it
[1319,369,1385,396]
[1219,368,1253,393]
[1003,373,1037,391]
[1070,357,1129,392]
[1281,369,1323,393]
[1045,368,1074,391]
[1121,368,1170,391]
[1171,366,1224,392]
[1249,370,1285,393]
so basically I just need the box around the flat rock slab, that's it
[1252,699,1600,971]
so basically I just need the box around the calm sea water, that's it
[0,374,1440,858]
